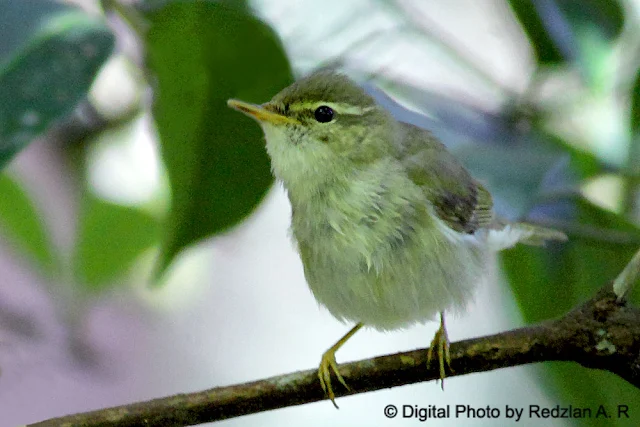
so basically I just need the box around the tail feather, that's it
[483,222,567,251]
[513,223,568,246]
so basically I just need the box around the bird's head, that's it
[228,71,396,195]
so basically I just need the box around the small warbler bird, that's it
[227,71,566,407]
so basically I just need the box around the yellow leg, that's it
[426,312,452,390]
[318,322,363,408]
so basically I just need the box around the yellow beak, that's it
[227,99,298,125]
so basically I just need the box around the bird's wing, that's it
[397,122,494,234]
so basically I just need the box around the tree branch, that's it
[29,250,640,427]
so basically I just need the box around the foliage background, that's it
[1,0,640,425]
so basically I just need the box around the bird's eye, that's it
[314,106,334,123]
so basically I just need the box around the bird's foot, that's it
[318,323,363,408]
[426,312,452,389]
[318,347,350,409]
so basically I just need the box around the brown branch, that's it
[29,270,640,427]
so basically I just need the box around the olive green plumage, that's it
[227,70,566,405]
[229,70,565,328]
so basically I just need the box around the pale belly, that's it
[297,219,487,331]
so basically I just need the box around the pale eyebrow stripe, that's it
[288,102,375,115]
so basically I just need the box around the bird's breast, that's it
[290,162,427,272]
[287,165,486,330]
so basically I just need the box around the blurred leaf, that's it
[508,0,566,65]
[501,196,640,426]
[145,2,292,278]
[140,0,250,14]
[74,195,159,292]
[633,71,640,134]
[379,73,609,190]
[0,173,58,275]
[508,0,623,85]
[535,129,605,180]
[0,0,115,169]
[504,198,640,320]
[457,144,568,218]
[561,0,624,40]
[624,70,640,216]
[564,0,624,89]
[373,79,518,149]
[373,80,586,219]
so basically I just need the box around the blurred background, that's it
[1,0,640,426]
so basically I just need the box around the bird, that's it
[227,70,566,407]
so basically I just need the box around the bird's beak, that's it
[227,99,298,125]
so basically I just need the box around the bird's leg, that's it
[426,312,452,389]
[319,322,363,408]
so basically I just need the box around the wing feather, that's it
[397,122,493,234]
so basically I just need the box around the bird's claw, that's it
[319,349,349,408]
[427,312,452,390]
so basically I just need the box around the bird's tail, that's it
[512,223,568,246]
[483,222,567,251]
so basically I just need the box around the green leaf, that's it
[0,0,115,169]
[73,195,159,292]
[564,0,624,89]
[508,0,623,84]
[501,196,640,426]
[561,0,624,41]
[624,70,640,216]
[508,0,566,65]
[0,173,58,275]
[145,2,292,278]
[632,70,640,135]
[504,196,640,320]
[140,0,250,14]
